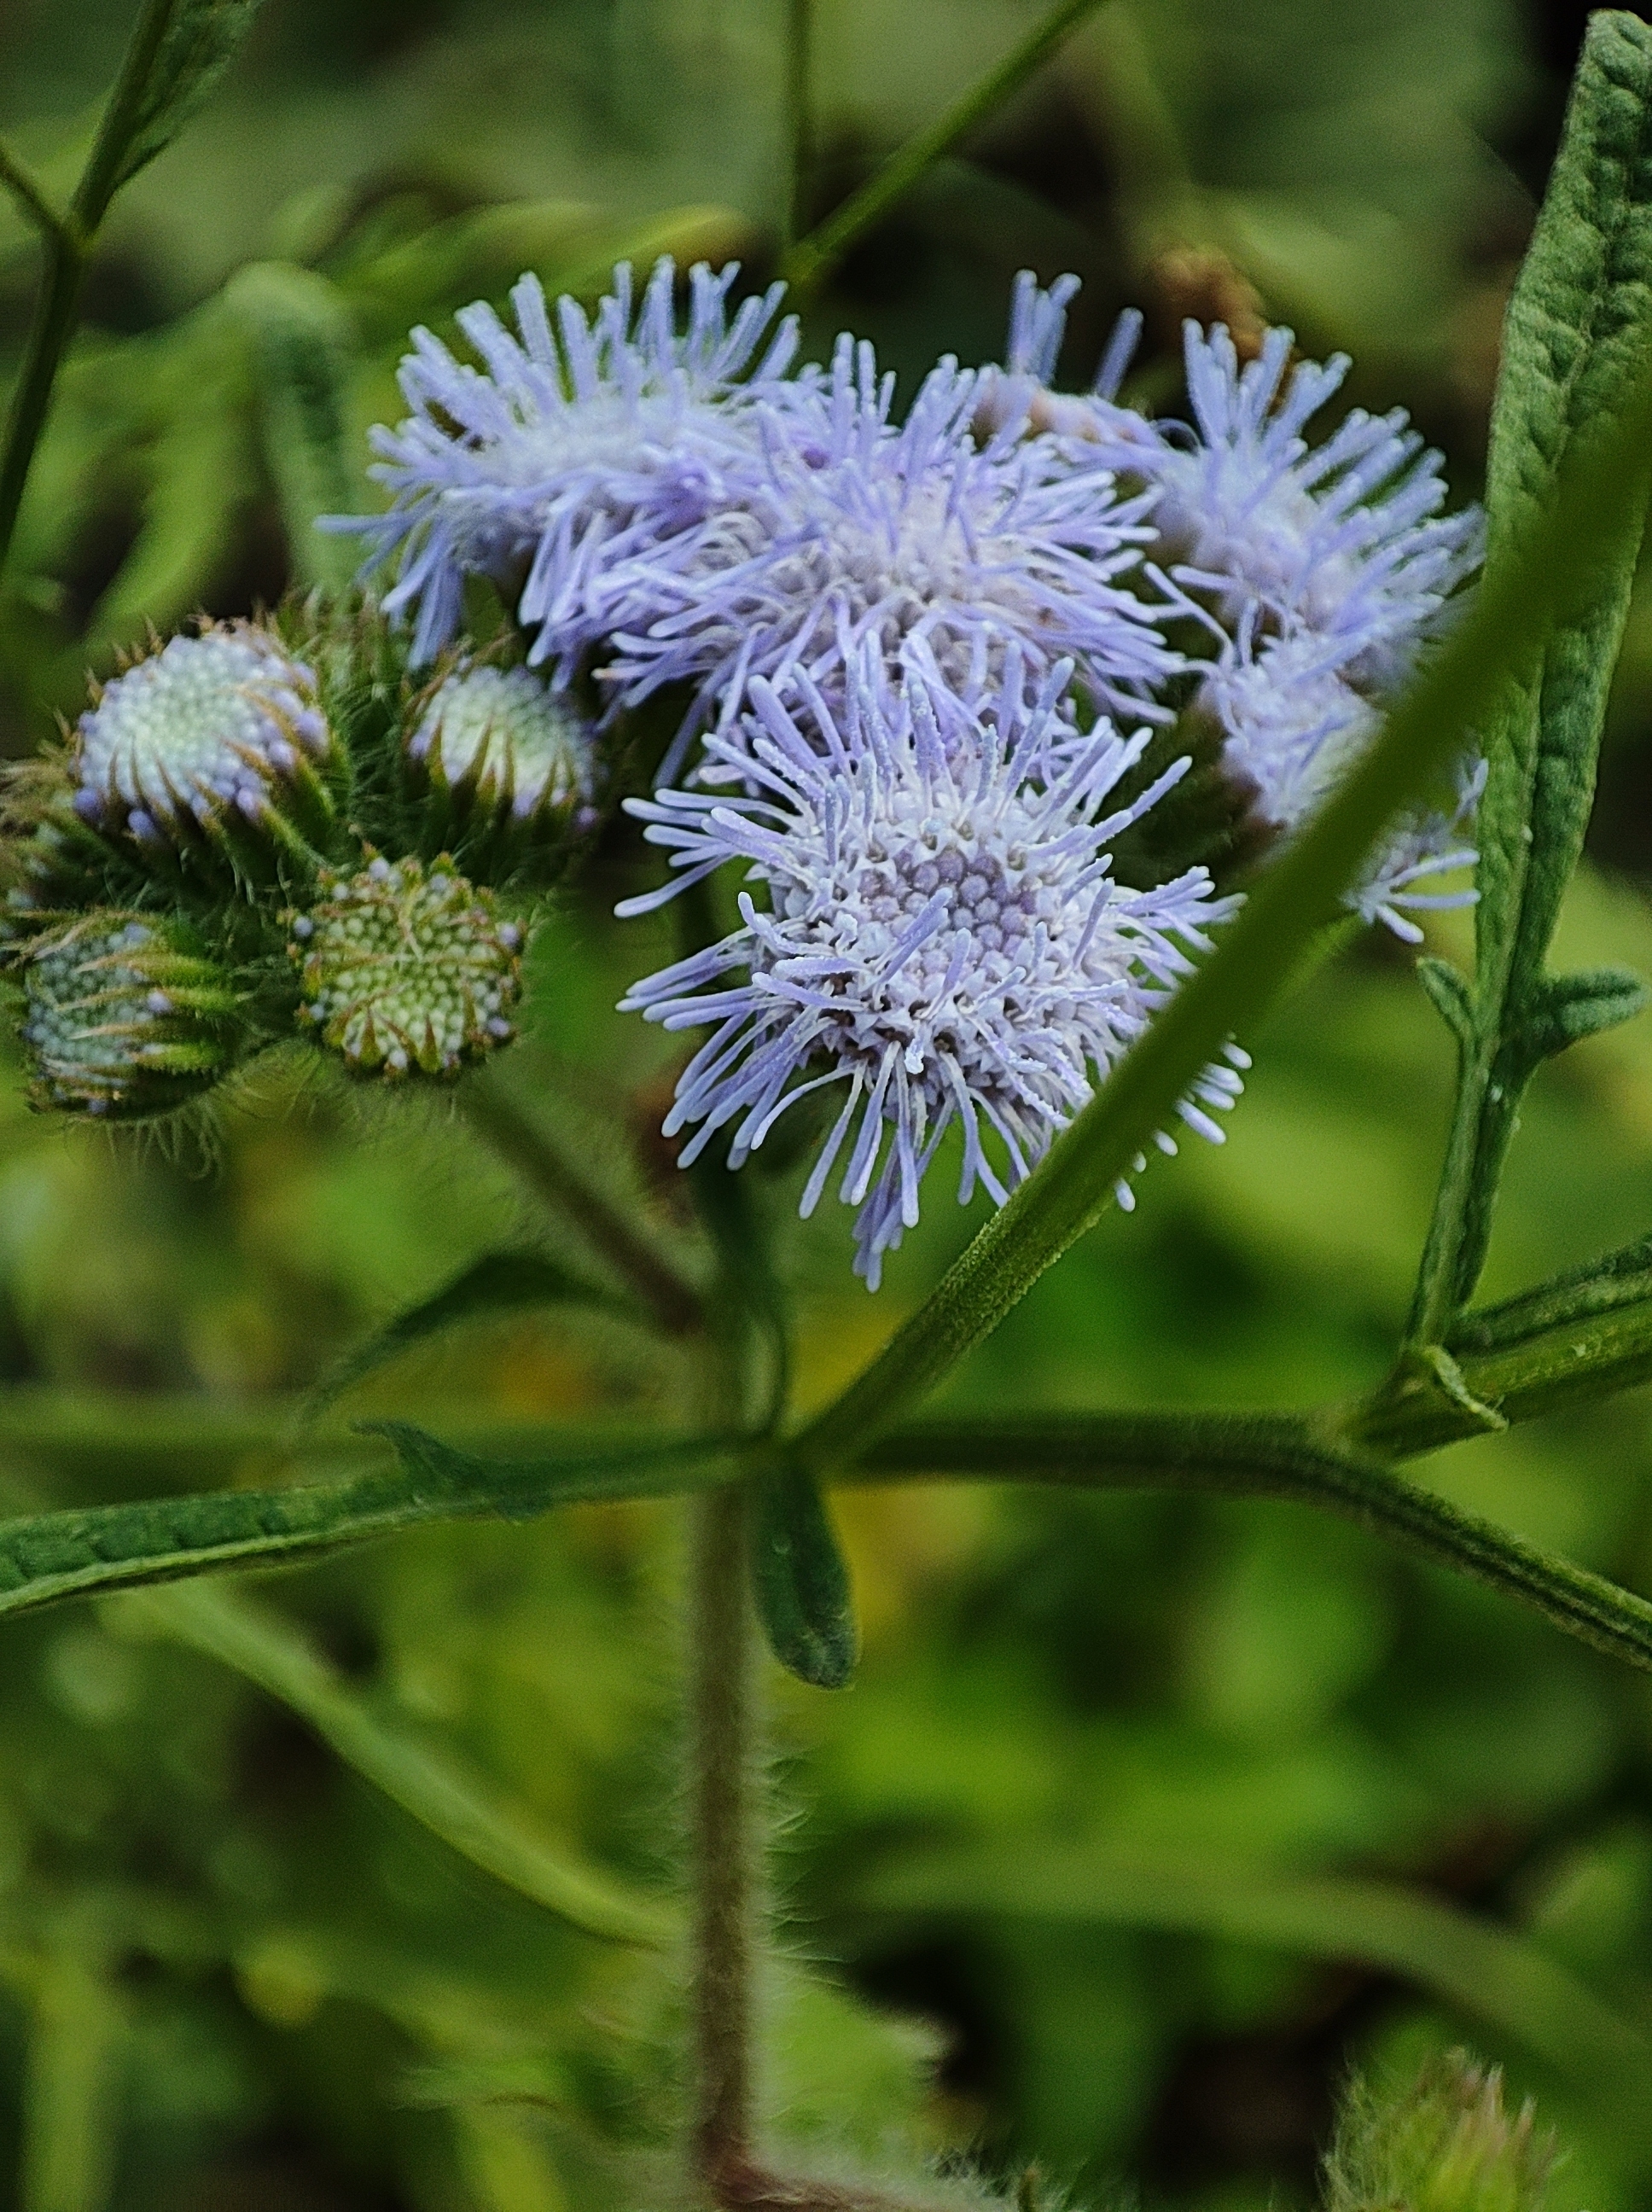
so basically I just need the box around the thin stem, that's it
[0,228,87,585]
[1404,1038,1487,1348]
[460,1081,705,1340]
[71,0,182,230]
[781,0,814,253]
[0,142,67,241]
[853,1412,1652,1675]
[780,0,1112,294]
[688,1481,759,2194]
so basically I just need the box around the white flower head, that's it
[410,663,594,818]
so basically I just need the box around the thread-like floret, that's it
[20,913,241,1118]
[290,855,523,1078]
[340,257,806,669]
[72,622,332,845]
[603,335,1179,765]
[620,655,1242,1289]
[409,664,594,818]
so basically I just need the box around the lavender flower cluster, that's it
[348,257,1481,1286]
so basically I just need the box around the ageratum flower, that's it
[618,657,1242,1289]
[601,333,1182,760]
[1151,322,1483,688]
[1205,628,1481,940]
[342,259,805,668]
[72,621,333,849]
[409,663,594,819]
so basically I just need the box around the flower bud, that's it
[71,620,337,864]
[289,853,523,1079]
[1327,2052,1556,2212]
[406,662,595,877]
[20,913,244,1120]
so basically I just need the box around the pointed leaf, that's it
[750,1465,858,1689]
[90,0,269,212]
[1516,963,1649,1061]
[310,1249,639,1414]
[0,1426,727,1625]
[1416,955,1474,1046]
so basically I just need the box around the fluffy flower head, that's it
[619,657,1240,1287]
[347,258,804,667]
[602,335,1181,760]
[72,622,331,843]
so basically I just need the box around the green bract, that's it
[288,853,522,1079]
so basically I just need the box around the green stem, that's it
[853,1412,1652,1674]
[70,0,182,231]
[461,1080,705,1340]
[780,0,1112,294]
[0,227,88,584]
[0,143,67,241]
[688,1481,759,2197]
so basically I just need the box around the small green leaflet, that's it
[749,1464,858,1690]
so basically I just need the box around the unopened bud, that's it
[1326,2052,1557,2212]
[20,913,243,1119]
[407,663,594,876]
[289,853,523,1079]
[72,620,337,863]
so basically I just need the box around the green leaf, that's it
[115,1582,673,1947]
[788,288,1652,1476]
[224,260,362,592]
[1416,955,1475,1046]
[1516,964,1649,1059]
[309,1249,639,1414]
[0,1426,728,1626]
[858,1847,1652,2129]
[1409,12,1652,1342]
[749,1465,858,1690]
[90,0,269,212]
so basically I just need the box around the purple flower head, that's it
[600,333,1182,769]
[1206,628,1480,940]
[1154,322,1483,685]
[617,653,1242,1289]
[974,271,1160,454]
[339,259,806,667]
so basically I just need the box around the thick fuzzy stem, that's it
[688,1480,759,2194]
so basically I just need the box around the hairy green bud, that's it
[20,913,244,1120]
[1326,2052,1557,2212]
[289,853,523,1079]
[71,620,338,865]
[406,662,595,877]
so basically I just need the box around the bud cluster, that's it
[3,607,597,1121]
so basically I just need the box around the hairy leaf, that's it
[97,0,269,207]
[118,1583,672,1946]
[1410,12,1652,1339]
[0,1427,727,1625]
[310,1249,639,1414]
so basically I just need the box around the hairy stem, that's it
[461,1080,704,1340]
[854,1412,1652,1674]
[781,0,1112,294]
[688,1480,759,2194]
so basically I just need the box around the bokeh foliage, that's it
[5,2,1652,2209]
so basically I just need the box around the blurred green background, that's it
[7,2,1652,2208]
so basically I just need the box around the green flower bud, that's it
[289,853,522,1079]
[20,913,244,1120]
[70,620,338,867]
[1326,2052,1556,2212]
[406,663,595,879]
